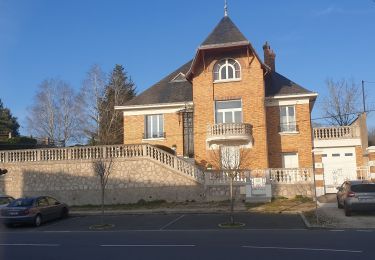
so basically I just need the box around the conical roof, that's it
[200,16,249,48]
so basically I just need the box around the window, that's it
[345,153,353,157]
[322,154,327,157]
[213,58,241,82]
[282,153,299,168]
[332,153,340,157]
[215,100,242,124]
[37,198,49,207]
[280,106,297,132]
[144,114,164,139]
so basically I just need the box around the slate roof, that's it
[125,61,193,106]
[200,16,249,47]
[265,71,314,97]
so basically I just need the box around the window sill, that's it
[278,131,299,135]
[213,79,241,84]
[142,138,166,141]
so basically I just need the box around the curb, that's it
[70,208,248,216]
[298,212,326,229]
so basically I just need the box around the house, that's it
[115,13,318,181]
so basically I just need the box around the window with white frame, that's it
[280,106,297,132]
[213,58,241,82]
[215,100,242,124]
[144,114,164,139]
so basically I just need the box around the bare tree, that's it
[79,65,107,144]
[210,145,250,225]
[93,158,113,225]
[27,78,84,145]
[321,79,360,126]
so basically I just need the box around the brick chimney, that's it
[263,41,276,71]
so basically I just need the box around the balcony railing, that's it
[313,126,359,140]
[207,123,253,142]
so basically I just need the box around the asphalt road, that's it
[0,213,374,259]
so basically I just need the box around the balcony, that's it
[207,123,253,143]
[313,126,360,140]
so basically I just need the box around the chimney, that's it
[263,41,276,71]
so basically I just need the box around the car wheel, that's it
[34,214,42,227]
[61,208,69,219]
[337,199,343,209]
[344,205,352,217]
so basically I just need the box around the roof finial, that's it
[224,0,228,17]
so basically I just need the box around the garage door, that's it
[322,148,357,193]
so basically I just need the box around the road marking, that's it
[159,214,185,230]
[242,245,362,253]
[0,243,60,247]
[100,244,195,247]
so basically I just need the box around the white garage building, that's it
[313,114,369,194]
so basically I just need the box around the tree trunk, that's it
[101,186,105,225]
[230,176,234,225]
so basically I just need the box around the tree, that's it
[0,99,20,137]
[26,78,84,145]
[79,64,107,144]
[210,145,250,225]
[93,158,113,225]
[321,79,360,126]
[99,64,136,145]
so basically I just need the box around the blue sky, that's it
[1,0,375,134]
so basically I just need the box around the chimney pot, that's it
[263,41,276,71]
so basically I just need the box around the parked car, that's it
[0,196,69,227]
[0,195,14,208]
[337,180,375,216]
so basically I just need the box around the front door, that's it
[183,112,194,158]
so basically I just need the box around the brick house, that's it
[115,15,318,178]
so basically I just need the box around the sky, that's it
[1,0,375,135]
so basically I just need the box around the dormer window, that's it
[213,58,241,82]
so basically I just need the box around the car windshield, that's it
[351,184,375,193]
[8,198,34,207]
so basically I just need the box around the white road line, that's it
[242,245,362,253]
[159,214,185,230]
[0,243,60,247]
[100,244,195,247]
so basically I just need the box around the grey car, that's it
[337,180,375,216]
[0,196,69,227]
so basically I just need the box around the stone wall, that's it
[0,158,205,205]
[272,183,314,198]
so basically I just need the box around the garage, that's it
[322,147,357,193]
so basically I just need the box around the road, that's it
[0,213,374,259]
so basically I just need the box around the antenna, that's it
[224,0,228,17]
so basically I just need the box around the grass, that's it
[246,196,315,213]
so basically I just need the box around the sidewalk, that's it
[70,202,248,216]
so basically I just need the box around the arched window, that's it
[213,58,241,82]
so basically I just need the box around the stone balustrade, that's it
[313,126,360,140]
[270,168,313,184]
[0,144,204,184]
[207,123,252,142]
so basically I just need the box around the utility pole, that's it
[362,80,366,113]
